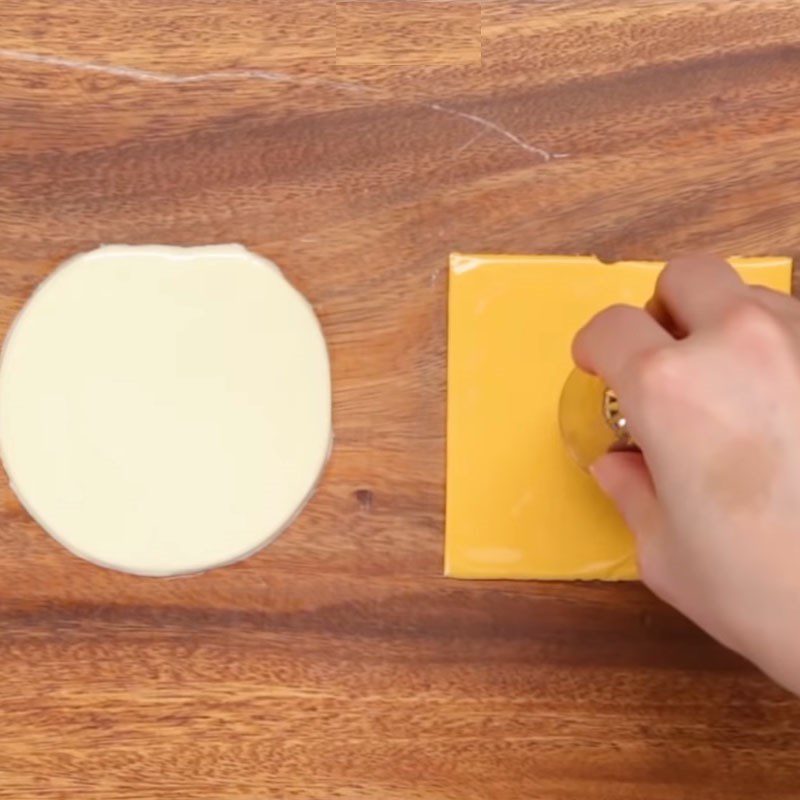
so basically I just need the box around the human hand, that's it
[573,254,800,694]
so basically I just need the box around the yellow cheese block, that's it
[446,254,792,581]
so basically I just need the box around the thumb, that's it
[590,451,662,538]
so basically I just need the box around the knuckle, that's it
[722,299,788,349]
[658,255,714,293]
[664,253,730,279]
[596,303,640,327]
[656,260,682,295]
[575,304,640,351]
[626,346,683,397]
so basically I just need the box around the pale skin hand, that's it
[573,254,800,695]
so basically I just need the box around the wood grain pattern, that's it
[2,1,800,797]
[336,1,481,66]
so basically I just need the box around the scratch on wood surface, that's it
[450,128,489,158]
[427,102,567,162]
[0,48,569,162]
[0,48,372,94]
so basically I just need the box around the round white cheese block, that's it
[0,244,331,576]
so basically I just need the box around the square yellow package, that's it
[446,254,792,580]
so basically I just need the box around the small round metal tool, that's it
[559,367,638,470]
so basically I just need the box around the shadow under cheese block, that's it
[446,253,792,581]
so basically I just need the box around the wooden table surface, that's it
[2,2,800,798]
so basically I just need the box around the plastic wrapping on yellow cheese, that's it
[445,254,792,581]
